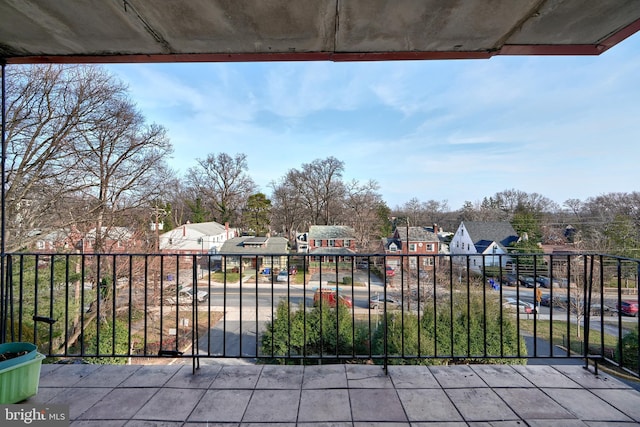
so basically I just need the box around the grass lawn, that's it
[518,319,620,356]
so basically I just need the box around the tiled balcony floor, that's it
[25,361,640,426]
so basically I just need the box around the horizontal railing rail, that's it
[1,251,638,376]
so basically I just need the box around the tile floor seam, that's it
[181,386,209,424]
[239,387,257,424]
[440,386,478,424]
[538,386,634,423]
[392,378,414,424]
[117,386,166,422]
[548,364,586,388]
[583,385,640,422]
[347,380,355,425]
[294,384,303,425]
[480,383,531,424]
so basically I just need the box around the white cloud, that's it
[106,33,640,210]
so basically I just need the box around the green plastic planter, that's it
[0,342,38,370]
[0,352,45,404]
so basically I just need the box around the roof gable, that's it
[462,221,519,248]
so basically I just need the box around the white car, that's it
[276,270,289,282]
[165,287,208,305]
[502,298,534,314]
[369,295,399,309]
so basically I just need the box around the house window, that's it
[409,257,417,268]
[328,239,335,247]
[389,243,398,252]
[343,239,349,247]
[467,244,469,250]
[37,241,45,250]
[314,239,322,247]
[409,243,416,252]
[426,244,434,251]
[423,257,434,266]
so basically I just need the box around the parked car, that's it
[502,274,518,286]
[288,266,298,275]
[276,270,289,282]
[519,276,536,288]
[590,304,614,316]
[165,287,208,305]
[385,266,395,277]
[618,301,639,317]
[313,290,353,308]
[369,295,399,309]
[535,276,551,288]
[540,294,572,308]
[503,298,534,314]
[356,260,369,269]
[540,294,567,308]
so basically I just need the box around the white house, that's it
[159,221,236,255]
[449,221,520,273]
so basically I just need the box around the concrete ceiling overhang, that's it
[1,0,640,64]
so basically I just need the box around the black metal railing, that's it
[1,252,638,376]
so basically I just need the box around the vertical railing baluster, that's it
[111,255,117,357]
[64,254,70,357]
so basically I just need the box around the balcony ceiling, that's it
[1,0,640,64]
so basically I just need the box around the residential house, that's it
[423,223,453,254]
[34,228,79,252]
[218,236,289,271]
[449,221,519,273]
[159,221,236,258]
[307,225,356,262]
[383,226,440,272]
[295,232,309,253]
[33,226,139,254]
[83,226,140,253]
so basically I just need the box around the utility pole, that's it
[151,206,166,252]
[150,205,166,297]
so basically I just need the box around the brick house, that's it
[384,226,440,272]
[306,225,356,263]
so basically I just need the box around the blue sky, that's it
[107,33,640,211]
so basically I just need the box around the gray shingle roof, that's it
[219,236,289,254]
[395,226,439,242]
[308,226,355,240]
[462,221,519,249]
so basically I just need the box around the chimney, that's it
[433,223,438,234]
[225,222,229,239]
[182,225,186,236]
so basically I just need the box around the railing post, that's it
[0,61,7,344]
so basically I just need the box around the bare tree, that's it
[342,179,384,251]
[71,90,173,252]
[294,156,345,225]
[269,176,309,240]
[186,153,256,225]
[4,64,173,251]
